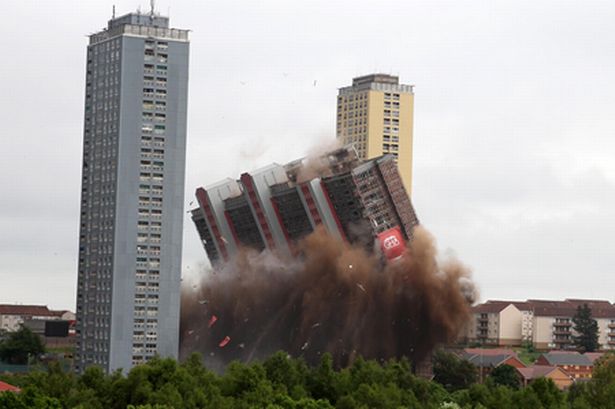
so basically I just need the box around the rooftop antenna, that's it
[112,5,116,19]
[150,0,156,16]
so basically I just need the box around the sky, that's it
[1,0,614,311]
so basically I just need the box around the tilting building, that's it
[192,146,419,266]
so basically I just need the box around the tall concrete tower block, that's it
[75,10,189,373]
[336,74,414,194]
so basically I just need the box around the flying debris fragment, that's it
[187,330,194,336]
[180,225,476,370]
[219,336,231,348]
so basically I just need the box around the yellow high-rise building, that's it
[336,74,414,194]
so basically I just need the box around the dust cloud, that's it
[180,226,477,370]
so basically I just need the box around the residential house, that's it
[535,352,593,380]
[0,305,73,333]
[464,352,526,381]
[516,366,574,390]
[0,380,21,393]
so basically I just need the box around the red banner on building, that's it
[378,227,406,261]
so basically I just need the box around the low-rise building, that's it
[0,305,73,333]
[467,299,615,350]
[464,352,526,381]
[0,380,21,394]
[531,299,615,350]
[466,301,524,346]
[535,352,593,380]
[516,366,574,390]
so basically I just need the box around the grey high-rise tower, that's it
[75,9,189,373]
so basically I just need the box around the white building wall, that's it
[0,314,23,332]
[521,310,534,341]
[596,318,610,349]
[533,316,556,349]
[498,304,522,345]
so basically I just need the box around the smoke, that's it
[180,226,477,371]
[295,139,343,183]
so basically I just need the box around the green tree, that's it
[582,352,615,408]
[0,326,45,365]
[488,364,520,389]
[433,350,478,392]
[572,304,599,352]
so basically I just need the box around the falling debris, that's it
[180,227,476,369]
[188,330,194,336]
[208,315,218,328]
[198,299,208,305]
[220,236,228,244]
[219,336,231,348]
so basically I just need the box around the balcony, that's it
[608,323,615,329]
[553,329,571,335]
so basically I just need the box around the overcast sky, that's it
[1,1,614,311]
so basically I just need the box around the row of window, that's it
[338,92,368,102]
[382,143,399,151]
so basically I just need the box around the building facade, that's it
[0,305,73,333]
[75,10,189,373]
[466,302,524,346]
[336,74,414,193]
[467,299,615,351]
[192,146,419,266]
[535,352,594,380]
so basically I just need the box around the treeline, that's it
[1,351,614,409]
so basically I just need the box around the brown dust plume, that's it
[180,226,477,370]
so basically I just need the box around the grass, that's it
[516,350,540,366]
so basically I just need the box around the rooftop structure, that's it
[192,146,419,266]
